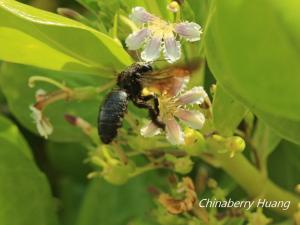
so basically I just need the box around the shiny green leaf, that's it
[205,0,300,120]
[0,62,111,142]
[212,85,247,136]
[77,173,162,225]
[252,120,281,168]
[268,141,300,191]
[0,0,132,74]
[0,116,58,225]
[255,110,300,146]
[0,115,33,159]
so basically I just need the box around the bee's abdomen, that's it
[98,90,128,144]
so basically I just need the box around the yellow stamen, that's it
[148,18,174,38]
[158,94,178,120]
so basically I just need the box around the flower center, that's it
[158,94,178,120]
[149,18,174,37]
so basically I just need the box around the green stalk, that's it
[215,153,299,216]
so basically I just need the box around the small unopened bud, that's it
[102,161,135,185]
[295,184,300,195]
[175,158,193,174]
[225,136,245,157]
[87,171,101,179]
[212,134,225,142]
[294,211,300,225]
[210,84,217,96]
[166,154,193,174]
[90,156,105,167]
[64,114,77,125]
[167,1,180,13]
[183,128,206,156]
[207,178,218,189]
[246,208,272,225]
[64,114,92,134]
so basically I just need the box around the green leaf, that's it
[0,116,58,225]
[57,179,87,225]
[212,85,247,136]
[187,0,210,25]
[0,0,132,74]
[76,173,162,225]
[205,0,300,120]
[127,0,172,20]
[0,62,111,142]
[46,141,91,182]
[268,140,300,191]
[0,115,33,160]
[252,120,281,165]
[46,142,90,225]
[255,109,300,146]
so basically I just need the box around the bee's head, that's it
[136,62,153,73]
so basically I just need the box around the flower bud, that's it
[207,178,218,189]
[166,154,193,174]
[183,128,206,156]
[167,1,180,13]
[295,184,300,195]
[246,208,272,225]
[102,161,135,185]
[225,136,246,157]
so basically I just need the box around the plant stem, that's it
[34,90,69,110]
[130,163,164,178]
[215,153,299,216]
[28,76,71,92]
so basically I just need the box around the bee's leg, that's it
[140,95,160,116]
[153,96,160,116]
[139,94,154,101]
[133,99,165,130]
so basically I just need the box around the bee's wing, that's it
[141,60,202,96]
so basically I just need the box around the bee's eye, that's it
[140,64,152,72]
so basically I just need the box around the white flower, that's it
[141,86,207,145]
[30,105,53,139]
[125,7,202,63]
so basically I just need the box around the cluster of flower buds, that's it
[88,145,136,185]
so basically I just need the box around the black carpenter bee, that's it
[98,61,199,144]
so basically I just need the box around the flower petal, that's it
[141,33,162,62]
[174,108,205,129]
[174,22,202,42]
[165,118,184,145]
[163,34,181,63]
[37,117,53,139]
[129,7,155,24]
[176,86,207,106]
[30,105,53,139]
[141,121,161,137]
[125,28,150,50]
